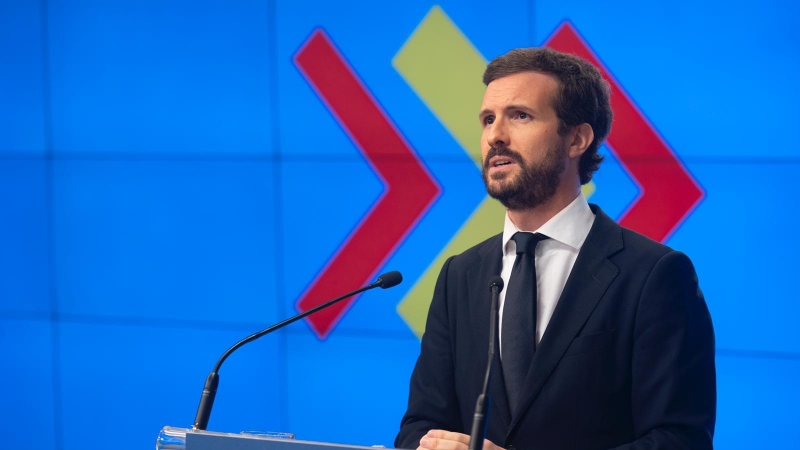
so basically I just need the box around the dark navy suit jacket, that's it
[396,205,716,450]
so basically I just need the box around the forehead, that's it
[481,71,560,112]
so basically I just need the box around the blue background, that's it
[1,1,798,449]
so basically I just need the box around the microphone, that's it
[376,271,403,289]
[192,270,403,430]
[468,276,504,450]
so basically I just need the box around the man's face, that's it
[479,71,569,210]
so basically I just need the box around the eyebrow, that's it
[478,104,538,119]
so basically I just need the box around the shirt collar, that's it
[501,192,595,255]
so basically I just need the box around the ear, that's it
[567,123,594,159]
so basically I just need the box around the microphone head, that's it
[376,271,403,289]
[488,276,504,292]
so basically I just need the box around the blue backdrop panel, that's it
[325,157,484,336]
[274,1,429,160]
[667,161,800,354]
[57,321,283,450]
[0,1,45,154]
[53,160,279,325]
[279,158,383,316]
[275,0,530,160]
[280,159,483,337]
[587,145,639,221]
[0,319,56,450]
[534,0,800,159]
[47,0,274,155]
[0,160,51,314]
[284,330,419,446]
[715,352,800,449]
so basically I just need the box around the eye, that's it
[517,111,530,120]
[483,116,495,125]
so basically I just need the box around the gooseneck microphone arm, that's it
[468,276,504,450]
[192,271,403,431]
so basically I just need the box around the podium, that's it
[158,427,390,450]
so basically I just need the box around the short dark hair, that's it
[483,47,612,185]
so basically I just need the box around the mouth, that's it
[488,156,517,169]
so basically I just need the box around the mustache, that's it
[484,146,523,169]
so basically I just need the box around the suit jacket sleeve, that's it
[611,251,716,449]
[395,256,462,449]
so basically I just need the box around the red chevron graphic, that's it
[546,23,704,242]
[294,29,440,338]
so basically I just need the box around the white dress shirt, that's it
[498,193,596,357]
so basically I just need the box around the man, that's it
[395,48,716,450]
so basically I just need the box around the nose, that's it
[486,117,508,148]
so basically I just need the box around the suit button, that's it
[508,446,516,450]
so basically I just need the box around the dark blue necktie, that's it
[502,231,549,416]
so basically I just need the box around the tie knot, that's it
[512,232,549,255]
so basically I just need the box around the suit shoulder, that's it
[613,226,699,277]
[589,204,678,263]
[620,226,672,256]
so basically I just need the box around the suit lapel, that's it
[507,206,623,433]
[467,234,512,434]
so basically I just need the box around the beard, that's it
[481,142,567,211]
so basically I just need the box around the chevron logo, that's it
[294,7,703,339]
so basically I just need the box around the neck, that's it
[507,186,581,232]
